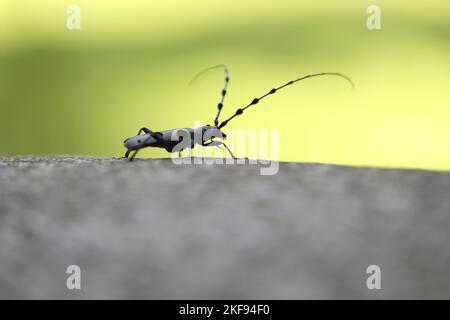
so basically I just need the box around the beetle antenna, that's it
[190,64,230,127]
[218,72,354,129]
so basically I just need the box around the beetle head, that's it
[201,125,227,141]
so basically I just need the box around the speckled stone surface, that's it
[0,156,449,299]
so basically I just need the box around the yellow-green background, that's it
[1,0,449,170]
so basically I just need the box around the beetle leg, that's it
[203,140,236,159]
[138,127,153,135]
[129,150,139,161]
[221,142,236,159]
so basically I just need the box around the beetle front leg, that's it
[203,140,237,159]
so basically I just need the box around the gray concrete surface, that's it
[0,156,449,299]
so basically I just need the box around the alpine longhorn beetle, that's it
[123,65,353,161]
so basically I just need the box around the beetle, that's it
[123,65,353,161]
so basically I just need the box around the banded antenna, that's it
[218,72,354,129]
[190,64,230,127]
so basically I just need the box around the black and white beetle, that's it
[123,65,353,161]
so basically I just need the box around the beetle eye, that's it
[137,140,141,143]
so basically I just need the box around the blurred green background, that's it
[1,0,449,170]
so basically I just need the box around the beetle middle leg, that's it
[178,148,194,158]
